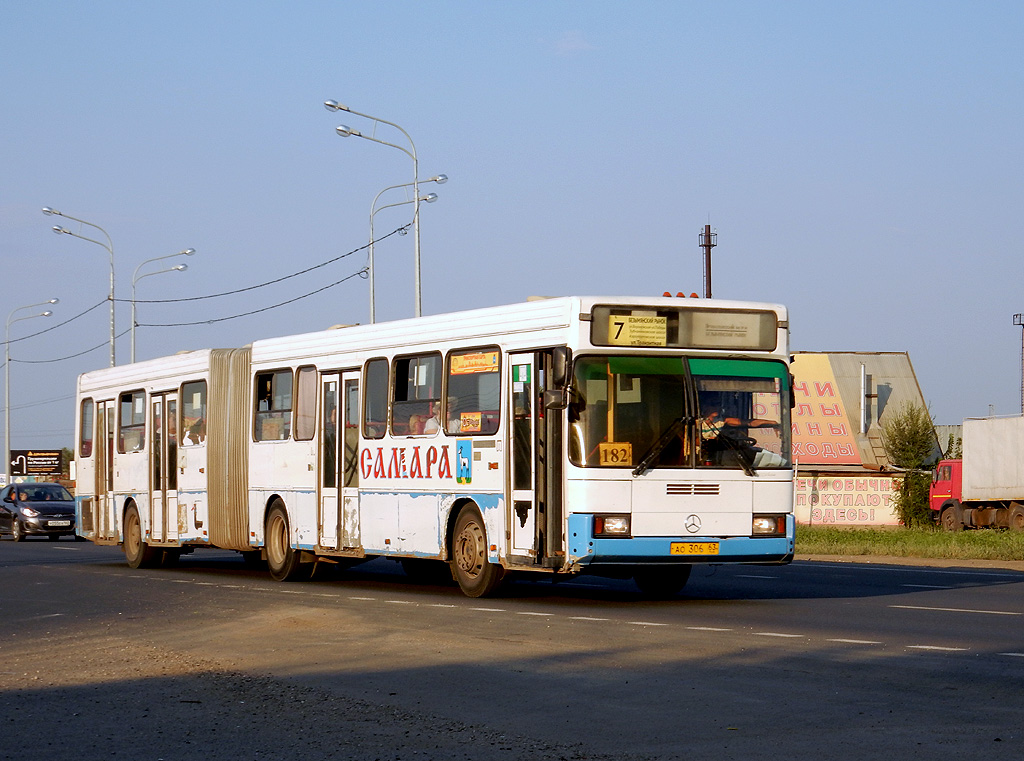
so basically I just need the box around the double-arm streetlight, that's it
[42,207,115,367]
[325,99,426,318]
[5,300,58,483]
[131,249,195,362]
[368,175,446,323]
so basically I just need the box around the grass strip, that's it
[796,524,1024,561]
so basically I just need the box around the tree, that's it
[882,402,939,528]
[944,433,962,459]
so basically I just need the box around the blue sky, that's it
[2,0,1023,452]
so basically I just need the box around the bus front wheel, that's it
[265,502,308,582]
[124,505,159,569]
[451,507,504,598]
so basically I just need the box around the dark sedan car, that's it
[0,483,76,541]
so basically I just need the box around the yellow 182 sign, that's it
[598,442,633,466]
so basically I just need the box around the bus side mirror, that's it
[543,389,568,410]
[550,347,571,389]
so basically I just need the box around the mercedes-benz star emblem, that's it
[685,514,701,533]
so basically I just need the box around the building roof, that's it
[791,351,939,471]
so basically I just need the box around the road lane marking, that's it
[891,604,1021,616]
[517,611,551,617]
[901,584,952,589]
[470,607,506,612]
[385,600,414,605]
[998,652,1024,657]
[907,645,968,651]
[735,574,775,579]
[755,632,803,638]
[570,616,610,621]
[627,621,669,626]
[827,638,882,645]
[687,626,732,632]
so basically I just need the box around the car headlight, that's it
[752,514,786,537]
[593,515,631,537]
[21,507,39,518]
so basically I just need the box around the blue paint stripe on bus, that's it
[567,513,795,565]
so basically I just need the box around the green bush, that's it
[882,402,938,528]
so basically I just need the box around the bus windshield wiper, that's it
[632,416,692,477]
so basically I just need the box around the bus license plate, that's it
[48,520,71,527]
[670,542,719,556]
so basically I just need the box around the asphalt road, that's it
[3,539,1024,761]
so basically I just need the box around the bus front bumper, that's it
[566,513,795,569]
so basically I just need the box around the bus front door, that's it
[508,352,563,566]
[149,394,178,544]
[319,371,361,551]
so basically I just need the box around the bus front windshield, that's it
[568,356,791,473]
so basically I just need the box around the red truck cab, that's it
[929,459,963,527]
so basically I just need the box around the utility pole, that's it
[699,224,717,298]
[1015,313,1024,414]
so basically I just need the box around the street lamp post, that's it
[5,300,58,484]
[368,175,446,323]
[131,249,195,363]
[42,208,115,367]
[325,99,426,318]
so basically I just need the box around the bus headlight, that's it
[752,514,786,537]
[594,515,631,537]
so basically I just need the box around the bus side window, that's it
[79,398,94,458]
[118,390,146,453]
[254,369,293,441]
[446,348,500,435]
[392,353,441,436]
[363,358,389,440]
[181,380,208,446]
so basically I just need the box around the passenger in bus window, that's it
[445,396,461,433]
[187,417,206,445]
[418,401,441,435]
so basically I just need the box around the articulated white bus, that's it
[75,295,794,597]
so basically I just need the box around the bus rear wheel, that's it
[124,505,159,569]
[634,565,692,598]
[265,502,308,582]
[1007,503,1024,531]
[451,507,504,598]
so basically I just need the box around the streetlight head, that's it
[42,207,60,216]
[52,225,69,235]
[172,264,188,272]
[182,248,196,256]
[336,125,361,138]
[432,174,449,185]
[40,311,52,318]
[324,100,350,113]
[47,299,59,305]
[422,193,439,203]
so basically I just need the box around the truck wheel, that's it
[939,504,963,532]
[1007,504,1024,531]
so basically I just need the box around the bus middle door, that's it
[149,394,178,544]
[319,371,361,551]
[95,400,117,542]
